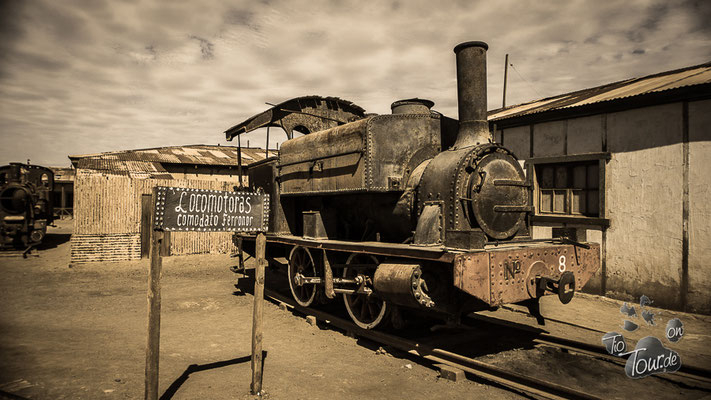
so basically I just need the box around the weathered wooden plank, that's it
[251,232,266,395]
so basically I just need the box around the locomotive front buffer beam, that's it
[453,243,600,313]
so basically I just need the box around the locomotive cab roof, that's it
[225,95,366,142]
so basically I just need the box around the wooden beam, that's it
[144,227,163,400]
[251,232,266,394]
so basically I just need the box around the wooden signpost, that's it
[145,186,269,400]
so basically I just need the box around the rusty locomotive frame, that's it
[226,41,600,329]
[0,163,55,252]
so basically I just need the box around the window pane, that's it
[540,190,552,213]
[587,189,599,216]
[571,189,586,214]
[540,166,554,188]
[573,165,587,189]
[555,166,568,188]
[587,164,599,189]
[554,190,566,213]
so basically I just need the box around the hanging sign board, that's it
[152,186,269,232]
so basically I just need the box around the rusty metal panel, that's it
[278,113,442,195]
[413,201,443,245]
[278,118,368,195]
[279,118,368,166]
[315,152,364,192]
[280,152,364,195]
[488,243,600,306]
[453,252,490,304]
[454,243,600,307]
[366,114,441,191]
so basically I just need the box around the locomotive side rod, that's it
[263,287,601,400]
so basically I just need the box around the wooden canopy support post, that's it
[265,126,270,159]
[237,135,244,189]
[251,232,267,394]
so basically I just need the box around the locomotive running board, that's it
[234,233,457,263]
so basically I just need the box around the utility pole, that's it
[502,53,509,108]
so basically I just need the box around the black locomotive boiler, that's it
[0,163,55,250]
[227,41,600,328]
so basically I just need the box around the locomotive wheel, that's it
[342,253,388,329]
[288,246,318,307]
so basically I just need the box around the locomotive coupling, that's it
[535,271,576,304]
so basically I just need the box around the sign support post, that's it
[251,232,266,394]
[145,191,163,400]
[144,186,269,398]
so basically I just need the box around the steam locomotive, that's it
[227,41,600,328]
[0,163,55,250]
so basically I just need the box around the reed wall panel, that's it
[72,170,238,262]
[70,234,141,264]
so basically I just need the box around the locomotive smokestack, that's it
[453,41,491,148]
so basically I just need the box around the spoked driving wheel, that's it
[342,253,388,329]
[288,246,318,307]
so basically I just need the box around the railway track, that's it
[264,287,599,400]
[464,313,711,390]
[259,285,711,400]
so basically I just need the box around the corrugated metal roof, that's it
[70,144,269,176]
[488,62,711,121]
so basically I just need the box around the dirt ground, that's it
[0,220,517,400]
[1,220,710,399]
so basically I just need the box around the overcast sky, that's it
[1,0,709,167]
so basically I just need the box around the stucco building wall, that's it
[605,104,683,309]
[494,99,711,313]
[688,99,711,312]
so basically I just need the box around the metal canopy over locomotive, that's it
[0,163,55,251]
[226,41,600,329]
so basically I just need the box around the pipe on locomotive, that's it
[453,41,491,148]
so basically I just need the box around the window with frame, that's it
[536,161,599,217]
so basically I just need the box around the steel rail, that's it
[465,314,711,388]
[264,287,602,400]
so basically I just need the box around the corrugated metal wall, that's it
[71,170,238,263]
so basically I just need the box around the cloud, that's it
[0,0,710,166]
[190,36,215,60]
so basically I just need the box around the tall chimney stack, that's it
[453,41,491,148]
